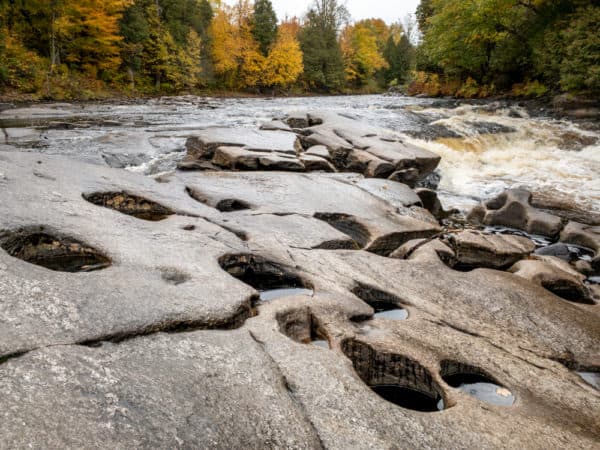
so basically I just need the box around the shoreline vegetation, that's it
[1,1,598,103]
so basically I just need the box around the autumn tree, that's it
[58,0,132,77]
[252,0,277,56]
[263,24,303,88]
[210,2,265,89]
[340,22,387,86]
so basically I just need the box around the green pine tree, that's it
[252,0,278,56]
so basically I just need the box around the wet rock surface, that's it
[1,100,599,449]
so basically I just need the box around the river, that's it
[1,95,598,214]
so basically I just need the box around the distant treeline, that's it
[414,0,600,97]
[0,0,597,100]
[0,0,414,99]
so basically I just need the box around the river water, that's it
[1,95,598,214]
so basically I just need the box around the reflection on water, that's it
[259,288,314,302]
[577,371,600,390]
[373,309,409,321]
[311,339,329,349]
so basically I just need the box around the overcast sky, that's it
[225,1,421,24]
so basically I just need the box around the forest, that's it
[0,0,598,99]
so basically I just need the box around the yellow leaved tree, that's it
[340,22,388,86]
[262,24,303,88]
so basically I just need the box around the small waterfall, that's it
[404,104,600,213]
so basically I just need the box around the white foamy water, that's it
[403,104,600,213]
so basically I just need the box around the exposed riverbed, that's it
[1,95,598,214]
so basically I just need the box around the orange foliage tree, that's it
[59,0,132,77]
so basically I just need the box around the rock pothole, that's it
[218,254,312,302]
[215,199,252,212]
[0,227,111,273]
[277,308,330,348]
[314,213,369,248]
[440,360,515,406]
[351,282,409,321]
[186,187,252,212]
[83,192,174,221]
[341,338,445,412]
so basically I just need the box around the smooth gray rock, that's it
[0,330,321,449]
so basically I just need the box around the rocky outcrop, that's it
[468,189,564,237]
[446,230,536,270]
[509,255,595,304]
[178,111,441,181]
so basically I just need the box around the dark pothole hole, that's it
[83,192,174,221]
[314,213,369,248]
[342,338,445,412]
[277,307,330,349]
[352,282,409,321]
[0,227,111,273]
[440,360,515,406]
[186,187,252,212]
[218,254,313,302]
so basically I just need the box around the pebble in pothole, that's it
[441,361,515,406]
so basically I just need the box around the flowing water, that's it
[1,95,598,214]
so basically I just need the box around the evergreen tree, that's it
[252,0,277,56]
[298,0,346,91]
[383,32,413,84]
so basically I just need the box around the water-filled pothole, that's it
[276,307,330,348]
[219,254,312,300]
[373,309,409,320]
[577,371,600,390]
[83,192,174,221]
[260,288,314,302]
[352,282,409,321]
[342,338,445,412]
[441,361,515,406]
[0,227,111,272]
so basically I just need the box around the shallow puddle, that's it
[577,372,600,389]
[371,385,444,412]
[373,308,408,321]
[311,339,329,349]
[259,288,314,302]
[484,225,553,248]
[444,373,515,406]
